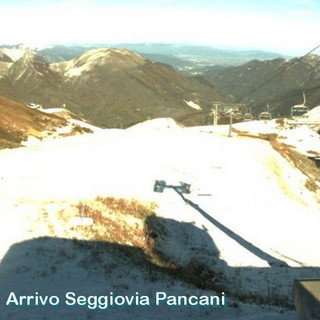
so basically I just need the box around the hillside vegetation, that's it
[204,55,320,116]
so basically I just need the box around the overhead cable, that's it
[237,43,320,102]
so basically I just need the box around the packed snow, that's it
[0,117,319,319]
[305,105,320,121]
[184,100,202,110]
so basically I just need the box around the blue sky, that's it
[1,0,319,55]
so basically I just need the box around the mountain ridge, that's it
[0,47,227,128]
[204,54,320,116]
[1,43,317,121]
[37,43,289,74]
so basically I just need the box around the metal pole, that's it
[228,110,233,137]
[214,104,218,126]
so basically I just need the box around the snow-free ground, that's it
[0,116,319,319]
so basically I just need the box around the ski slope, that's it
[0,118,319,319]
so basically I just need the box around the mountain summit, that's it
[52,48,146,77]
[52,48,225,127]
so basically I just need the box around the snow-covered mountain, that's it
[52,48,147,77]
[0,45,27,62]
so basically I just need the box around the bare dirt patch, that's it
[43,197,158,251]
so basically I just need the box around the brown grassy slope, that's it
[204,55,320,116]
[54,49,228,128]
[0,96,67,148]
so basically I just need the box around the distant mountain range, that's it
[0,43,318,123]
[0,45,227,128]
[38,43,289,74]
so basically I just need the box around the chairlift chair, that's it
[291,92,309,118]
[259,112,272,120]
[290,105,309,118]
[243,113,254,121]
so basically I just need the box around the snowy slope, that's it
[0,118,319,319]
[306,105,320,121]
[0,46,27,62]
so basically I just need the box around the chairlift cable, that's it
[237,43,320,102]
